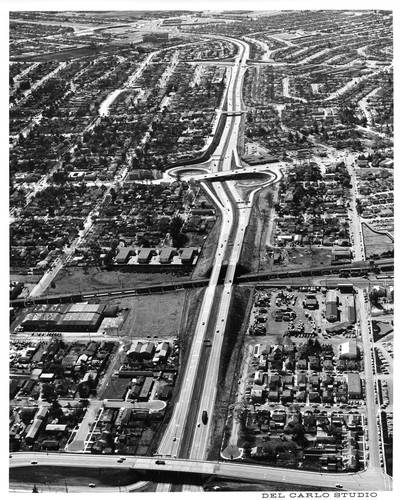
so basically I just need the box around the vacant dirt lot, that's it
[362,224,394,258]
[46,266,191,296]
[259,246,332,273]
[106,290,187,339]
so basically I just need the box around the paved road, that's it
[10,452,391,491]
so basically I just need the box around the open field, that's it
[239,185,275,274]
[267,246,333,272]
[362,223,394,258]
[106,290,187,339]
[45,267,191,296]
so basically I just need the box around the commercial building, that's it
[127,341,143,361]
[339,341,358,360]
[59,312,103,332]
[138,377,154,402]
[326,290,338,322]
[20,303,106,332]
[346,373,362,399]
[331,248,352,263]
[140,342,155,360]
[21,312,63,331]
[66,304,105,315]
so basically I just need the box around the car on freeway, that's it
[89,483,96,488]
[155,460,166,465]
[30,460,38,465]
[117,458,124,463]
[335,484,343,489]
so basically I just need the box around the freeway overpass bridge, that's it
[10,257,393,309]
[10,452,392,491]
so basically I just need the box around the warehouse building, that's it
[59,312,103,332]
[20,303,106,332]
[152,342,170,364]
[33,303,68,314]
[21,312,63,331]
[138,377,154,402]
[127,341,143,361]
[140,342,155,360]
[66,303,105,315]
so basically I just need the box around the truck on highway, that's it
[202,410,208,425]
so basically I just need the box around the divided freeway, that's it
[9,27,393,495]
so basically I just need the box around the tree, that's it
[42,383,56,401]
[170,216,187,248]
[32,485,39,493]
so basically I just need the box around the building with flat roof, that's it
[138,248,154,264]
[138,377,154,402]
[66,303,105,315]
[115,246,134,264]
[159,247,176,264]
[347,373,362,399]
[180,247,198,265]
[339,341,358,360]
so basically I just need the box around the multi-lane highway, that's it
[156,36,258,490]
[10,28,394,495]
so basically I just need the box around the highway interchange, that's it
[10,26,393,495]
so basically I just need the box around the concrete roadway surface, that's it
[156,181,233,461]
[189,176,279,463]
[157,36,276,490]
[356,288,392,490]
[10,452,391,491]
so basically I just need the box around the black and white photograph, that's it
[7,1,395,496]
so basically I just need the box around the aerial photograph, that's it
[8,4,394,496]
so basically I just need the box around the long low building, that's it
[60,312,103,332]
[20,303,109,332]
